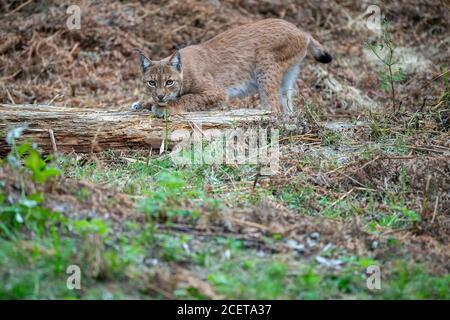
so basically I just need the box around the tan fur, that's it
[135,18,332,117]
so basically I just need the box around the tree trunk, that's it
[0,104,270,155]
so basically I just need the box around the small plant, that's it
[321,128,343,147]
[432,66,449,110]
[6,126,60,185]
[1,127,61,238]
[0,191,62,237]
[365,20,405,111]
[72,218,110,238]
[432,65,449,129]
[75,187,90,202]
[164,106,169,154]
[138,171,199,221]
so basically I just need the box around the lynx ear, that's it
[169,50,182,71]
[134,48,152,73]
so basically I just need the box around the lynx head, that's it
[135,49,183,107]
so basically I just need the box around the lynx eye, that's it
[165,80,174,87]
[147,80,156,87]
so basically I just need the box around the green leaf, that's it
[23,151,60,183]
[15,141,32,156]
[72,219,110,236]
[43,167,61,178]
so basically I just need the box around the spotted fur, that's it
[135,19,332,117]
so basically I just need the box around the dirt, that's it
[0,165,135,220]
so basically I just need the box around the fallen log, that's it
[0,104,271,155]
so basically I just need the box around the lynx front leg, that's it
[130,101,152,111]
[168,89,227,115]
[152,104,166,118]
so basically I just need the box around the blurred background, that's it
[1,0,449,114]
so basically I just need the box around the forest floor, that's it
[0,0,449,299]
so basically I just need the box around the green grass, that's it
[1,231,447,299]
[0,123,448,299]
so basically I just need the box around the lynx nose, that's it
[157,95,165,101]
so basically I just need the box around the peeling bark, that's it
[0,104,270,155]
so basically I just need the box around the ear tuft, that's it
[169,50,182,71]
[134,48,152,73]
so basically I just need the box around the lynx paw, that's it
[152,104,166,118]
[131,101,143,111]
[131,101,154,113]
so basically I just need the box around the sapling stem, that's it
[164,106,169,154]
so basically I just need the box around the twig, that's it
[382,156,415,160]
[252,171,260,191]
[336,171,368,189]
[358,156,382,171]
[0,70,21,81]
[278,134,321,144]
[417,69,450,92]
[431,195,439,224]
[381,227,414,236]
[5,88,15,104]
[249,170,260,199]
[122,157,146,164]
[321,188,354,213]
[147,284,174,299]
[408,145,446,154]
[355,187,377,192]
[90,125,102,154]
[187,119,207,138]
[159,139,165,155]
[48,129,57,154]
[228,217,271,232]
[5,0,32,16]
[162,107,169,154]
[47,93,63,105]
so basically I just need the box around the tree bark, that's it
[0,104,270,155]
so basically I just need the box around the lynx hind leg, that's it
[256,66,283,113]
[279,63,301,114]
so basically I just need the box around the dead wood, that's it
[0,103,270,155]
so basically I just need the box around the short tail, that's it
[308,36,333,63]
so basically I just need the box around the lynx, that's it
[133,18,332,117]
